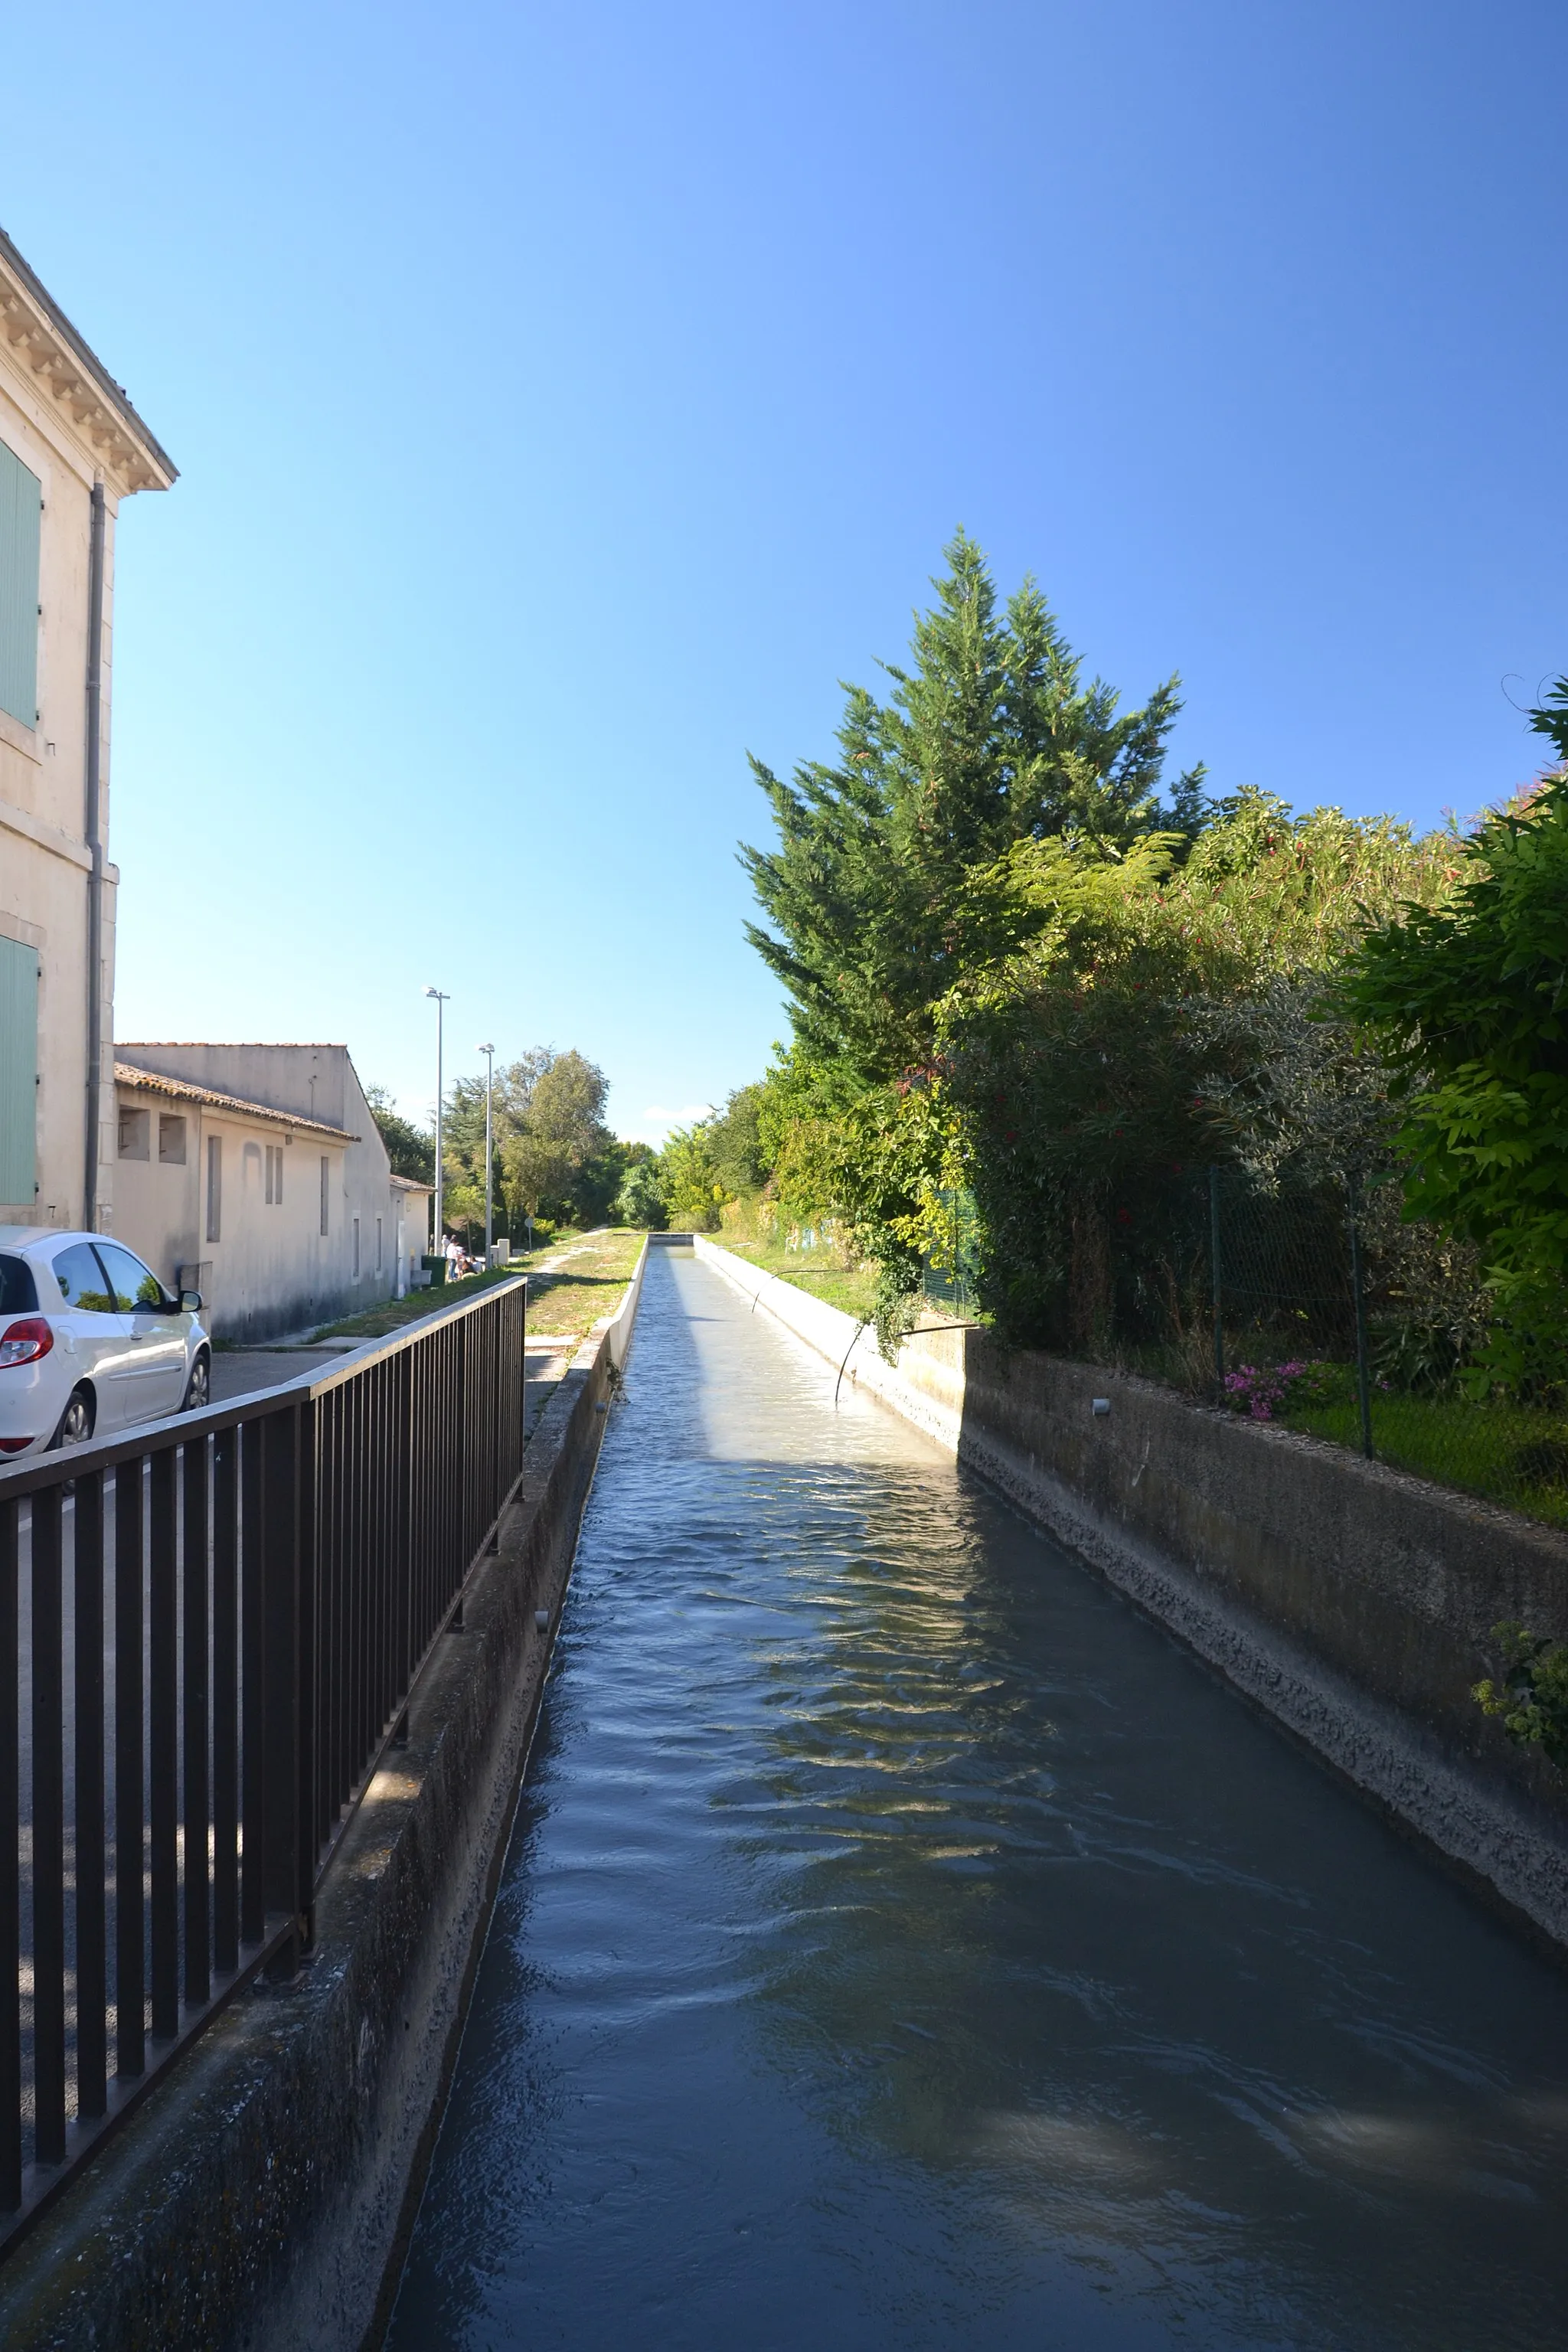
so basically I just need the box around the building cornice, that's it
[0,229,176,495]
[0,790,92,874]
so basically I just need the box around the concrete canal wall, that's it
[0,1244,647,2352]
[694,1236,1568,1953]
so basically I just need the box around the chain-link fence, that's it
[922,1188,982,1318]
[1060,1165,1568,1530]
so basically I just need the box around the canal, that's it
[387,1246,1568,2350]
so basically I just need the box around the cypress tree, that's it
[741,530,1204,1086]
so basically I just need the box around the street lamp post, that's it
[477,1041,495,1265]
[423,986,449,1262]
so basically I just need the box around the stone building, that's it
[0,227,175,1230]
[113,1042,431,1341]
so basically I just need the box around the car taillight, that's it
[0,1436,31,1453]
[0,1318,54,1369]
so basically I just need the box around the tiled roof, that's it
[114,1063,358,1144]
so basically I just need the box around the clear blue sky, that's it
[5,1,1564,1139]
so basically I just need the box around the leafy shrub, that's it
[1222,1359,1334,1420]
[1474,1622,1568,1769]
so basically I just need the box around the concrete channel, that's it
[381,1241,1568,2350]
[7,1231,1568,2346]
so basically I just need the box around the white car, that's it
[0,1227,211,1460]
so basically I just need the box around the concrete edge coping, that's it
[0,1239,650,2352]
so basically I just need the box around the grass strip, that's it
[309,1227,647,1346]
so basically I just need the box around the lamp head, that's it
[477,1042,494,1056]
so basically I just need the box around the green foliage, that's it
[657,1125,727,1230]
[614,1157,668,1229]
[501,1050,614,1226]
[737,531,1490,1370]
[704,1084,769,1193]
[363,1084,435,1184]
[430,1047,627,1236]
[1342,697,1568,1392]
[1474,1621,1568,1769]
[741,531,1205,1090]
[642,1082,794,1236]
[923,794,1452,1342]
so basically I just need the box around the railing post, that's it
[262,1405,303,1978]
[0,1497,19,2208]
[74,1468,107,2120]
[240,1419,267,1949]
[149,1450,179,2041]
[184,1436,211,2007]
[296,1396,318,1951]
[116,1461,146,2078]
[31,1485,66,2161]
[212,1427,240,1975]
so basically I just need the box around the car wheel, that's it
[182,1351,211,1413]
[50,1386,95,1449]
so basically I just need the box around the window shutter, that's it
[0,935,38,1206]
[0,440,41,727]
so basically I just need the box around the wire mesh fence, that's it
[921,1189,982,1318]
[1060,1165,1568,1530]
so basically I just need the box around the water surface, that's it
[389,1249,1568,2350]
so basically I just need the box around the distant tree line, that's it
[365,1049,639,1245]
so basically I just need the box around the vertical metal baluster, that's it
[149,1450,178,2039]
[361,1375,373,1773]
[262,1407,301,1975]
[341,1385,357,1807]
[212,1429,239,1975]
[400,1348,414,1710]
[240,1423,266,1949]
[326,1388,344,1831]
[0,1497,20,2206]
[373,1366,387,1746]
[74,1469,107,2122]
[183,1437,210,2005]
[31,1485,66,2164]
[296,1399,316,1940]
[115,1461,145,2079]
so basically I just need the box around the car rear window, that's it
[0,1256,38,1315]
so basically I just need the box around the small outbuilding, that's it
[113,1042,431,1341]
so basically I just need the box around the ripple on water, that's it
[389,1249,1568,2352]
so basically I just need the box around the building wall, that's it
[114,1047,433,1341]
[0,358,123,1226]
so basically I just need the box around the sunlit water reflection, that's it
[388,1250,1568,2350]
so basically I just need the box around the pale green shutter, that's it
[0,936,38,1206]
[0,439,41,727]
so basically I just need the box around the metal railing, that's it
[0,1275,526,2251]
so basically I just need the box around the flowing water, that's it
[387,1249,1568,2350]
